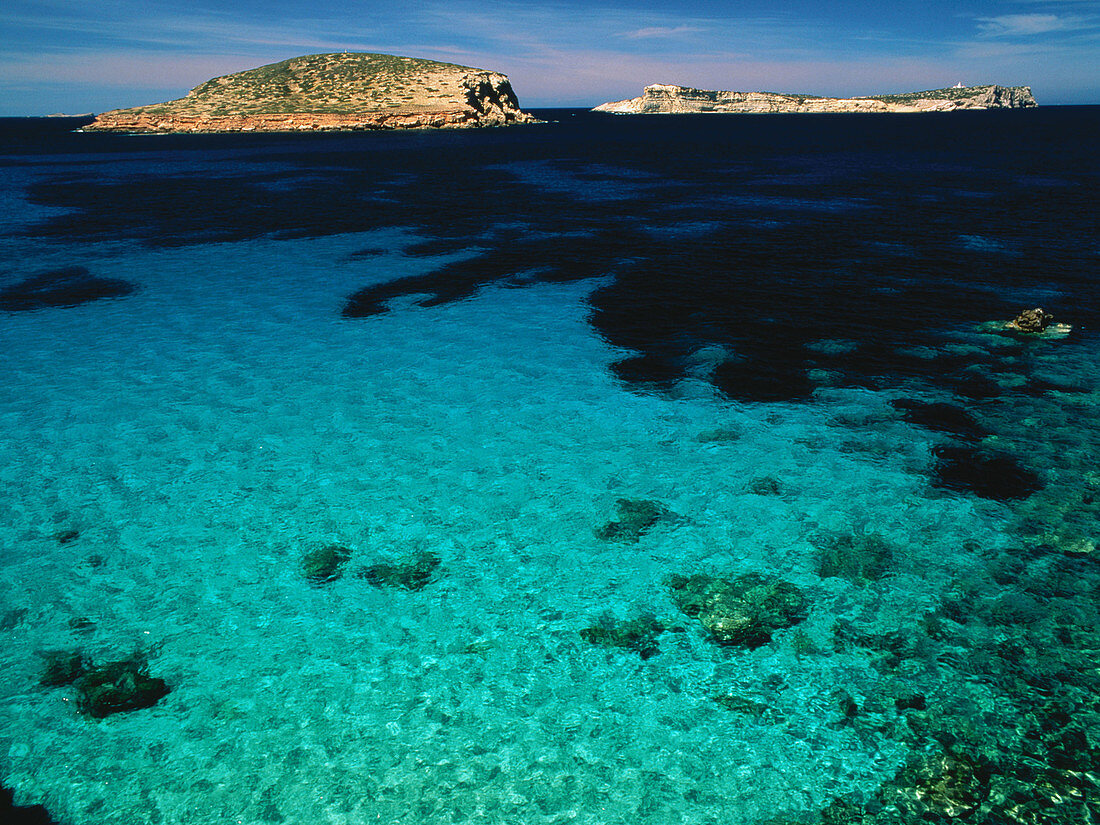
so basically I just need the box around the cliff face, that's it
[85,53,537,133]
[594,84,1037,114]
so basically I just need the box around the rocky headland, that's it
[84,52,537,133]
[594,83,1037,114]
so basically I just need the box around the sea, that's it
[0,107,1097,825]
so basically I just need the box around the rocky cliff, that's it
[594,83,1037,114]
[85,52,538,133]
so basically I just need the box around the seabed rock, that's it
[38,649,90,687]
[75,653,169,718]
[891,399,987,441]
[666,572,808,649]
[933,446,1042,501]
[886,751,992,820]
[579,612,666,659]
[359,549,441,590]
[747,476,783,496]
[595,498,670,542]
[0,608,28,630]
[713,692,776,720]
[811,531,894,586]
[0,266,136,311]
[301,544,352,584]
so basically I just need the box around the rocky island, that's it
[594,83,1036,114]
[84,52,537,133]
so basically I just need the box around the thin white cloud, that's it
[976,13,1087,36]
[622,25,703,40]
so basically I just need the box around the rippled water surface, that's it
[1,108,1098,824]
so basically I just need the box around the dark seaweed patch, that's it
[14,111,1100,405]
[0,266,135,311]
[933,445,1042,501]
[891,399,987,441]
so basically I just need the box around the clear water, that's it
[1,109,1098,824]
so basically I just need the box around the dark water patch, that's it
[0,607,28,630]
[891,399,987,441]
[0,784,58,825]
[932,445,1042,501]
[346,246,388,259]
[0,266,135,311]
[402,238,485,257]
[343,231,631,316]
[10,109,1100,406]
[945,371,1007,400]
[38,649,90,687]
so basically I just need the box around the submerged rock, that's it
[887,751,992,819]
[713,693,775,720]
[811,531,894,585]
[595,498,670,542]
[359,549,441,591]
[76,654,169,718]
[933,446,1042,501]
[0,608,28,631]
[695,427,742,444]
[54,528,80,544]
[891,399,987,441]
[667,572,808,649]
[579,612,665,659]
[0,266,136,311]
[747,476,783,496]
[68,616,96,634]
[38,649,90,687]
[301,544,352,584]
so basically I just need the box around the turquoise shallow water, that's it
[1,111,1099,824]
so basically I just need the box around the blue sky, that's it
[1,0,1097,114]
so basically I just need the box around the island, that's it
[83,52,538,133]
[593,83,1037,114]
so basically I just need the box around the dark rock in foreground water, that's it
[359,549,441,591]
[933,446,1042,501]
[747,476,783,496]
[1,783,58,825]
[596,498,670,542]
[0,266,135,311]
[579,612,666,659]
[301,545,352,584]
[811,531,894,585]
[76,654,169,718]
[38,649,90,687]
[667,572,808,649]
[891,399,987,441]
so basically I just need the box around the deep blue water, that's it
[1,108,1099,824]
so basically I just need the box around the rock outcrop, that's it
[666,572,809,649]
[85,52,537,133]
[594,83,1037,114]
